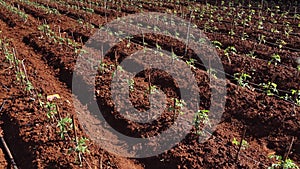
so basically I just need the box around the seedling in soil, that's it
[155,42,162,55]
[258,20,264,29]
[228,29,235,36]
[241,32,249,41]
[207,68,217,79]
[260,82,278,96]
[82,7,94,13]
[186,58,196,69]
[291,89,300,106]
[198,38,207,44]
[125,35,133,48]
[2,43,14,66]
[234,73,251,89]
[232,137,248,150]
[68,137,90,166]
[194,110,210,135]
[37,93,44,107]
[112,65,124,78]
[280,93,292,102]
[271,28,280,33]
[38,24,51,37]
[0,1,28,21]
[211,40,222,50]
[77,19,84,25]
[171,48,180,62]
[15,69,25,83]
[74,48,87,54]
[168,98,186,115]
[25,80,34,92]
[246,51,257,59]
[224,46,237,64]
[276,39,287,49]
[98,60,107,73]
[147,85,158,94]
[37,24,83,54]
[21,0,59,14]
[75,137,90,154]
[45,102,57,119]
[258,34,266,44]
[57,117,72,140]
[127,79,135,92]
[268,54,281,66]
[268,155,299,169]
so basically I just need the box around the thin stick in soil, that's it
[235,127,247,162]
[99,154,103,169]
[283,137,295,164]
[0,100,6,113]
[184,10,192,58]
[71,115,83,166]
[0,101,18,169]
[148,69,151,95]
[0,133,18,169]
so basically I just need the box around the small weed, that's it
[148,85,158,94]
[75,137,90,154]
[232,137,248,150]
[268,54,281,66]
[16,70,25,82]
[57,117,72,139]
[171,48,180,62]
[268,155,299,169]
[291,89,300,106]
[194,110,210,135]
[98,60,107,73]
[211,40,222,49]
[112,65,124,78]
[127,79,135,92]
[186,58,196,69]
[234,73,251,89]
[207,68,217,79]
[25,80,34,92]
[45,102,57,119]
[168,98,185,115]
[224,46,237,64]
[261,82,278,96]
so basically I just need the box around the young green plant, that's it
[268,54,281,66]
[234,72,251,89]
[169,98,186,115]
[268,155,299,169]
[194,109,210,135]
[57,117,73,140]
[232,137,249,150]
[261,82,278,96]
